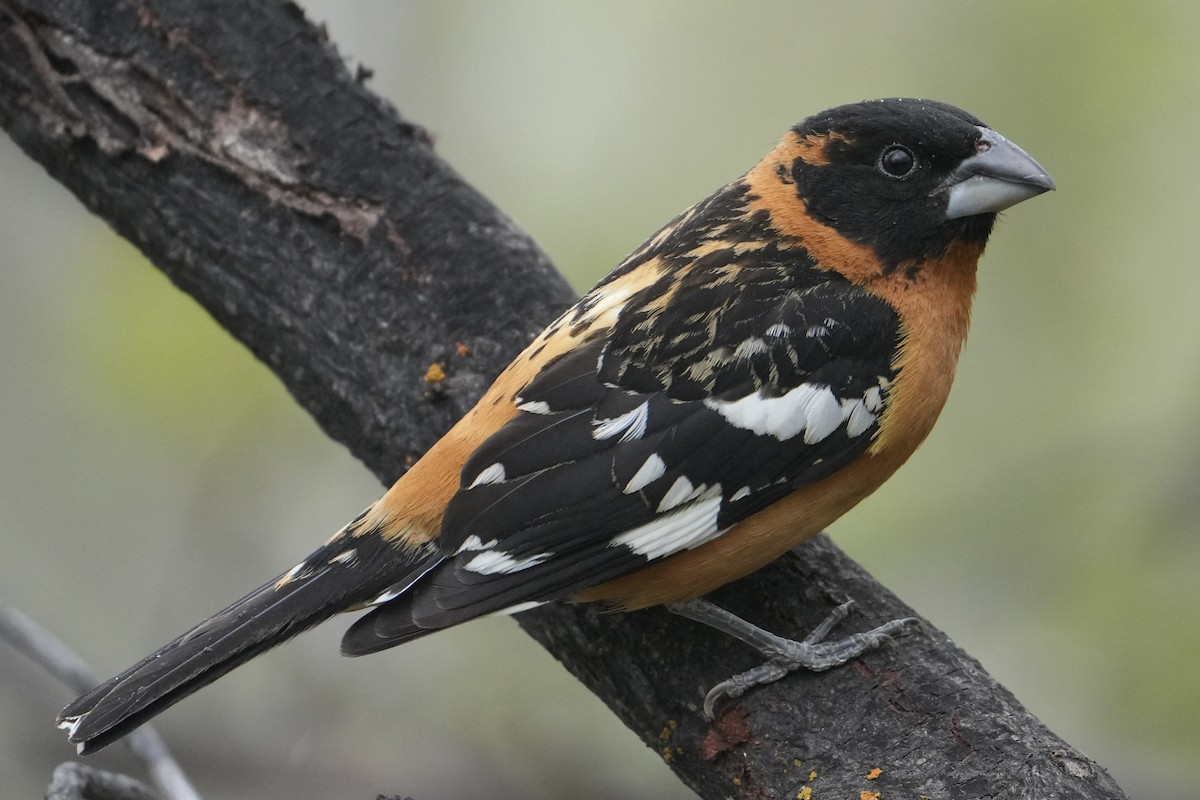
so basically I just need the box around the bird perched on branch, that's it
[59,98,1053,752]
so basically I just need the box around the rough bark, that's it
[0,1,1127,798]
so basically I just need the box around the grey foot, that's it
[667,598,919,719]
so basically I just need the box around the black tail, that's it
[58,526,433,754]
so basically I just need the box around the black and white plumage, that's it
[343,191,902,650]
[59,98,1054,753]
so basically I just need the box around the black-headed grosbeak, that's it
[59,98,1053,752]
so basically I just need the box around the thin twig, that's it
[0,598,203,800]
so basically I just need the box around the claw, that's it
[702,659,791,719]
[669,598,921,719]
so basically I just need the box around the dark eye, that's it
[878,145,916,179]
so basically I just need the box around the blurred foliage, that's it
[2,1,1198,799]
[60,238,288,444]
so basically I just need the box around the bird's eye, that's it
[878,145,916,179]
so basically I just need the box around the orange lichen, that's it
[423,362,446,383]
[866,768,883,780]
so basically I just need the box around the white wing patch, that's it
[624,453,667,493]
[840,399,873,437]
[765,322,792,338]
[593,400,650,442]
[468,461,507,488]
[454,534,499,554]
[704,383,837,442]
[864,384,884,410]
[841,383,886,437]
[806,323,831,338]
[516,399,553,415]
[795,385,844,444]
[657,475,707,512]
[704,381,885,444]
[610,484,724,560]
[463,549,553,575]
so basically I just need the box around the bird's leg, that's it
[666,598,919,719]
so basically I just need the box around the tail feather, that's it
[59,527,433,754]
[340,598,436,656]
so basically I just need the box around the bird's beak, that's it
[941,126,1055,220]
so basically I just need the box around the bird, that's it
[58,98,1053,753]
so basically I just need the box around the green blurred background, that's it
[2,2,1197,798]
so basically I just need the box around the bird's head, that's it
[783,98,1054,271]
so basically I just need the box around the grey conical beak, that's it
[941,126,1055,220]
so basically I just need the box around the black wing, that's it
[342,252,900,655]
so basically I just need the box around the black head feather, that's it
[791,98,998,269]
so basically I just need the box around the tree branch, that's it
[0,1,1127,798]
